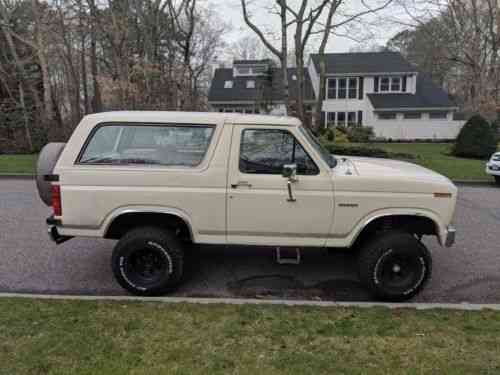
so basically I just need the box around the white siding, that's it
[366,110,464,140]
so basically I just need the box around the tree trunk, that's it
[280,0,290,115]
[79,0,90,114]
[313,54,326,131]
[88,0,102,112]
[18,82,34,152]
[0,22,34,151]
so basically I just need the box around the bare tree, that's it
[312,0,394,129]
[241,0,290,114]
[392,0,500,116]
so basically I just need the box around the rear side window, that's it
[78,124,215,167]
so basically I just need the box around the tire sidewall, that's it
[372,245,428,299]
[359,232,432,301]
[112,229,183,296]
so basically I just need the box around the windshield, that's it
[299,125,337,168]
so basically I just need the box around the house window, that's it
[429,111,448,119]
[377,76,404,93]
[378,112,397,120]
[391,77,401,91]
[338,78,347,99]
[327,112,335,128]
[237,67,250,75]
[326,77,359,99]
[224,80,233,89]
[403,112,422,119]
[327,78,337,99]
[253,66,266,74]
[347,112,356,126]
[337,112,346,126]
[246,80,255,89]
[348,78,357,99]
[380,77,390,92]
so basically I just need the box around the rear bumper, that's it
[47,216,73,244]
[444,225,456,247]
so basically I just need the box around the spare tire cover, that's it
[36,143,66,206]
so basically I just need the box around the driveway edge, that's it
[1,293,500,311]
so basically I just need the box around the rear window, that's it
[78,124,215,167]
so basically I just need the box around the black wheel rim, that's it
[125,247,168,286]
[376,251,424,295]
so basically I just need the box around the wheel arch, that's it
[349,210,446,248]
[102,207,195,241]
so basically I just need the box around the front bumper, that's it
[444,225,456,247]
[486,163,500,176]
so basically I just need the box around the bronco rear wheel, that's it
[111,226,184,296]
[357,231,432,302]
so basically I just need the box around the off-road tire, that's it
[357,230,432,302]
[111,226,184,296]
[495,176,500,185]
[36,142,66,206]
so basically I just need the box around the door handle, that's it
[231,181,252,189]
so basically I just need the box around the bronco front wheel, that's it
[111,226,184,296]
[357,231,432,302]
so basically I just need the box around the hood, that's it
[347,156,449,182]
[332,155,455,193]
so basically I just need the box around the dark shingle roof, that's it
[310,52,416,74]
[233,59,274,65]
[368,74,457,110]
[208,68,315,103]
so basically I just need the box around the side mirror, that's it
[282,163,297,180]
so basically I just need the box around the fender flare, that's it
[101,205,196,241]
[347,208,446,247]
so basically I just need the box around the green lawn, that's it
[1,298,500,374]
[357,143,493,181]
[0,154,37,174]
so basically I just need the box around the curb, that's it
[0,174,35,179]
[1,293,500,311]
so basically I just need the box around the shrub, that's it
[319,127,349,144]
[492,118,500,142]
[453,114,497,159]
[347,126,375,142]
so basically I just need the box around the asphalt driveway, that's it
[0,179,499,303]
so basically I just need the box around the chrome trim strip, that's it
[199,230,341,239]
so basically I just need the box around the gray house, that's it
[208,52,464,140]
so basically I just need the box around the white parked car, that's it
[486,152,500,184]
[36,111,457,301]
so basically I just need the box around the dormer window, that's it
[375,76,406,93]
[224,80,233,89]
[246,80,255,89]
[391,77,401,91]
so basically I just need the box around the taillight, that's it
[52,184,62,216]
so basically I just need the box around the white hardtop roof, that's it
[84,111,302,127]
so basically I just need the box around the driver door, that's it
[226,124,334,247]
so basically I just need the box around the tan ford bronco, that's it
[36,111,457,301]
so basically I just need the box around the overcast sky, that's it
[207,0,416,54]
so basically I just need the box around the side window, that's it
[239,129,319,175]
[78,124,214,167]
